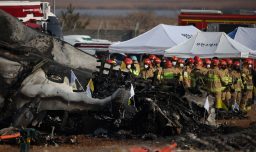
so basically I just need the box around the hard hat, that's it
[226,58,233,65]
[194,56,200,61]
[144,58,151,65]
[244,58,253,64]
[196,59,203,66]
[233,61,240,67]
[212,59,219,66]
[149,54,157,60]
[124,58,133,65]
[205,58,211,65]
[165,60,172,68]
[187,58,194,64]
[106,59,116,64]
[154,57,161,64]
[178,58,184,64]
[172,56,178,61]
[220,59,227,66]
[131,56,138,61]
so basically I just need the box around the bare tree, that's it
[60,3,90,31]
[121,12,158,31]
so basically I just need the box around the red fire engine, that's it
[0,1,62,39]
[178,9,256,33]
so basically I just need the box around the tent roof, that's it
[109,24,200,55]
[164,32,254,58]
[229,27,256,51]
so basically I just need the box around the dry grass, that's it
[68,14,177,30]
[49,0,256,10]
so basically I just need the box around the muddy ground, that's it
[0,105,255,152]
[0,137,174,152]
[1,124,256,152]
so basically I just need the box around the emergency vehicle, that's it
[178,9,256,33]
[64,35,112,56]
[0,1,62,39]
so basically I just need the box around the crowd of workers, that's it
[118,54,255,112]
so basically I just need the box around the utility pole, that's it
[53,0,55,14]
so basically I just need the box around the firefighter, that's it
[220,59,232,108]
[149,54,157,65]
[183,58,194,89]
[194,56,200,62]
[119,57,133,81]
[207,59,227,110]
[177,58,185,83]
[231,61,244,109]
[201,58,211,76]
[162,60,175,80]
[241,58,254,111]
[171,56,179,68]
[162,60,181,85]
[130,56,141,77]
[123,57,133,72]
[226,58,233,72]
[154,57,163,81]
[140,58,154,80]
[191,58,205,92]
[205,58,212,69]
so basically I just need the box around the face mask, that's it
[249,64,252,68]
[180,64,184,68]
[127,65,131,69]
[207,64,210,68]
[172,61,177,66]
[144,65,149,69]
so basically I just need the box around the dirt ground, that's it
[0,137,176,152]
[1,105,255,152]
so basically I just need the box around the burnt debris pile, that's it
[0,10,255,151]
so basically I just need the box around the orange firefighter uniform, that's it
[230,61,243,106]
[220,60,232,108]
[241,59,254,110]
[183,58,194,89]
[154,57,163,81]
[207,59,228,110]
[140,58,154,80]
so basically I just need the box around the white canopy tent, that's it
[109,24,200,55]
[164,32,255,58]
[229,27,256,51]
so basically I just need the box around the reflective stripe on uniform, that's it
[221,76,229,85]
[247,85,254,90]
[130,69,140,76]
[163,73,175,79]
[208,74,220,81]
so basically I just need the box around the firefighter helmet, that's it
[220,59,227,66]
[244,58,253,65]
[187,57,194,64]
[212,59,219,66]
[178,58,185,64]
[172,56,178,61]
[165,60,172,68]
[233,61,240,67]
[194,56,200,62]
[226,58,233,65]
[205,58,211,65]
[154,57,161,64]
[124,58,133,65]
[149,54,157,60]
[144,58,151,65]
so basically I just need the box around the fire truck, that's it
[178,9,256,33]
[0,1,63,39]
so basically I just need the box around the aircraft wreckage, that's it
[0,10,253,139]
